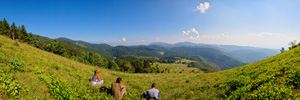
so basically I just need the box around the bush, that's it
[52,62,62,70]
[34,67,45,74]
[0,66,22,98]
[0,43,2,47]
[7,58,25,72]
[39,74,78,99]
[5,46,16,50]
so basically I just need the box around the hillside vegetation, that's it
[2,32,300,99]
[56,38,247,70]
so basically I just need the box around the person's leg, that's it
[91,81,97,86]
[97,80,104,86]
[120,88,126,99]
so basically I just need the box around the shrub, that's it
[0,66,22,98]
[52,62,62,70]
[7,58,25,72]
[34,67,45,74]
[5,46,16,50]
[39,74,78,99]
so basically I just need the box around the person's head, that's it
[116,77,122,83]
[94,70,100,75]
[151,83,156,88]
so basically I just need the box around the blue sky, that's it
[1,0,300,49]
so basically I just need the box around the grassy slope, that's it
[153,62,202,73]
[1,35,300,99]
[0,35,206,99]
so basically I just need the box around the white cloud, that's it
[122,37,127,42]
[182,28,200,40]
[196,2,210,13]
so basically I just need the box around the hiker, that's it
[111,77,127,100]
[91,70,104,86]
[143,83,160,100]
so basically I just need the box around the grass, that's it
[152,62,202,73]
[1,35,300,99]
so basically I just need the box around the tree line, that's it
[0,18,167,73]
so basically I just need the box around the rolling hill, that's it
[55,37,249,70]
[150,42,280,64]
[1,33,300,99]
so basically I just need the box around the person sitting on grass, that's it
[111,77,127,100]
[90,69,104,86]
[143,83,160,100]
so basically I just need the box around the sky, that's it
[1,0,300,49]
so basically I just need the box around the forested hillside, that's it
[56,37,279,70]
[56,37,247,70]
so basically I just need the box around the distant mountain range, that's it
[54,37,279,70]
[149,42,279,63]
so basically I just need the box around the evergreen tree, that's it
[1,18,10,36]
[16,26,21,39]
[10,22,17,40]
[20,25,28,41]
[0,20,2,34]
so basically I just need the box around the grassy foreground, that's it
[1,35,300,99]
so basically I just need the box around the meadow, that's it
[1,35,300,99]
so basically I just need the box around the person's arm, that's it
[121,84,127,88]
[96,74,102,81]
[147,91,150,99]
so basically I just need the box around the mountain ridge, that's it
[55,37,249,70]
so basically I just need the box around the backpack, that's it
[100,86,107,92]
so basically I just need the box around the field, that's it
[1,35,300,99]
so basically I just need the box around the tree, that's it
[1,18,10,36]
[54,41,67,56]
[10,22,17,40]
[27,32,38,46]
[280,47,285,53]
[116,59,134,72]
[16,26,21,39]
[108,59,120,71]
[20,25,28,41]
[0,21,2,35]
[36,35,45,49]
[289,40,297,50]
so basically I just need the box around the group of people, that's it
[91,70,160,100]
